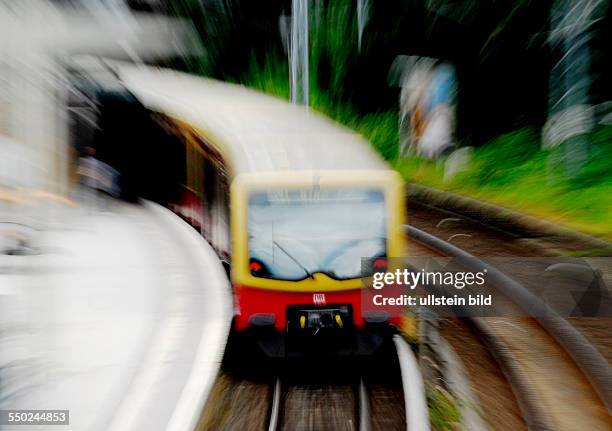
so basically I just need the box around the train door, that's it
[201,150,230,260]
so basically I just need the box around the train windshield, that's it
[248,188,386,281]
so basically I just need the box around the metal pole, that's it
[290,0,309,106]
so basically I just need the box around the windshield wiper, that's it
[273,240,314,279]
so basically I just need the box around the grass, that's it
[394,126,612,240]
[427,386,462,431]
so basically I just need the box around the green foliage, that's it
[355,112,399,160]
[460,127,542,188]
[427,386,462,431]
[239,55,290,100]
[395,125,612,239]
[310,0,359,104]
[567,125,612,189]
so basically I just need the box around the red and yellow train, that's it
[116,64,408,356]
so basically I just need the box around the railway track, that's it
[405,203,612,430]
[266,336,426,431]
[200,335,425,431]
[267,376,366,431]
[408,199,612,365]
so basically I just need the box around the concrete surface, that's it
[0,198,232,430]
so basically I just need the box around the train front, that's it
[229,171,407,357]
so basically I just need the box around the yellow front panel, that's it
[230,170,407,292]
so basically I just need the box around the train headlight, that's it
[249,258,269,276]
[372,257,388,272]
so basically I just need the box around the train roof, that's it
[114,64,390,176]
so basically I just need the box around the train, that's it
[74,61,408,357]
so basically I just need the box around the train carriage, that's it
[116,64,407,356]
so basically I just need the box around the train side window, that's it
[202,156,230,258]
